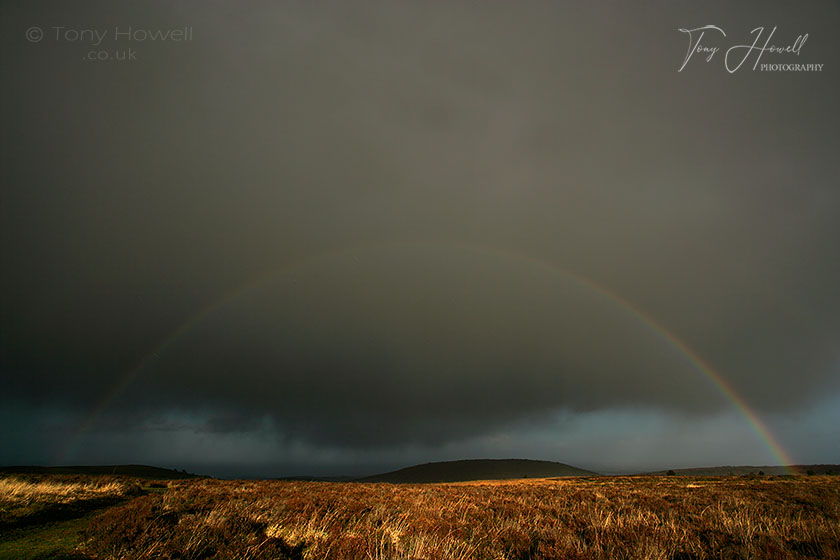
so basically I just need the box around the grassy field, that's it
[0,475,147,559]
[1,474,838,559]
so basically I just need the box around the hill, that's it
[358,458,598,483]
[0,464,202,479]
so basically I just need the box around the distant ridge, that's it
[358,459,598,483]
[0,464,202,479]
[643,464,840,476]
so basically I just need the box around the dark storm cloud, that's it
[2,1,839,453]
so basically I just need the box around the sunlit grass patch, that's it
[0,477,128,507]
[0,474,142,538]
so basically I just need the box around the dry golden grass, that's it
[78,475,839,560]
[0,475,142,534]
[0,477,129,507]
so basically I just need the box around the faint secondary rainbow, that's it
[61,241,798,473]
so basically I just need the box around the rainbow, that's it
[61,241,799,473]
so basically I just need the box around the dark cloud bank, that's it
[1,1,839,474]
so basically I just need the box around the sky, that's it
[1,1,839,478]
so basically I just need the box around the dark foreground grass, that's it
[69,475,840,560]
[0,515,93,560]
